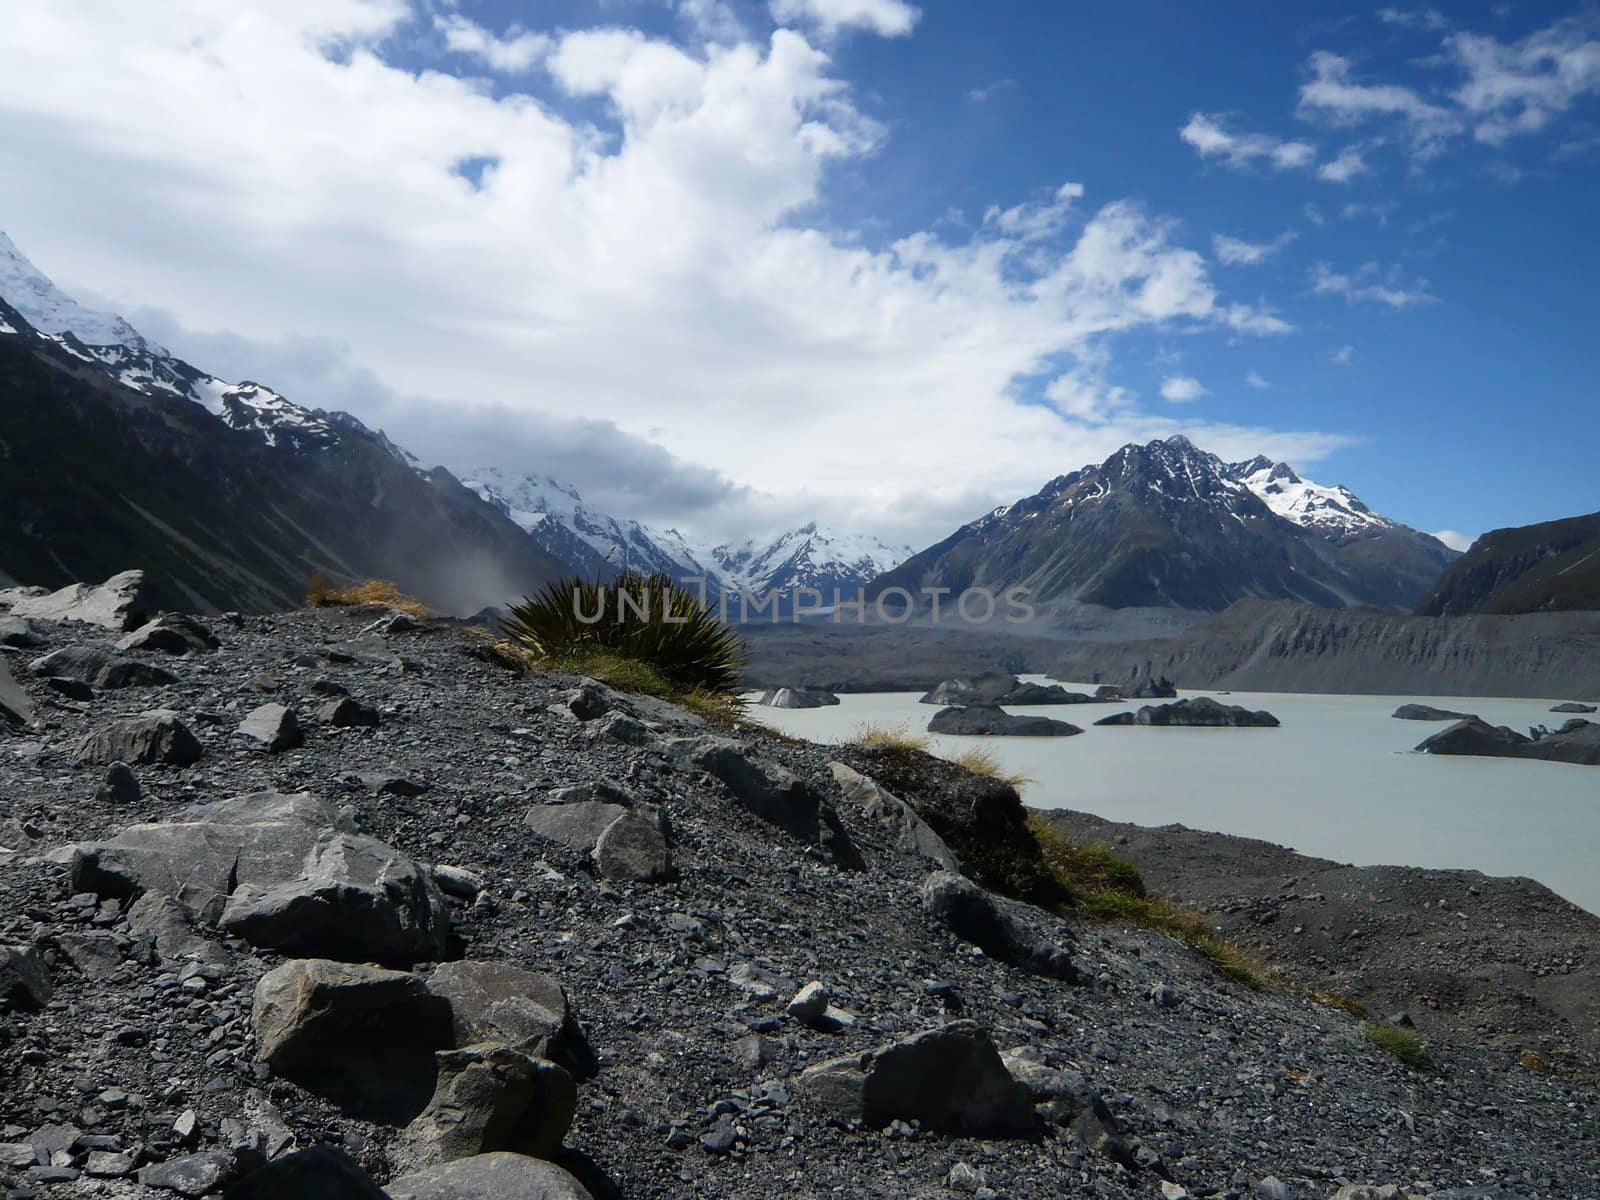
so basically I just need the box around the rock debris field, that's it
[0,586,1595,1199]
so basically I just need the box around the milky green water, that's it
[744,681,1600,915]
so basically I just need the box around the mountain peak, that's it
[0,229,165,356]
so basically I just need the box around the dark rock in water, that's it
[796,1020,1037,1136]
[5,570,149,630]
[387,1153,595,1200]
[919,871,1083,981]
[756,686,840,708]
[73,710,202,765]
[0,944,53,1012]
[1415,717,1532,758]
[1551,701,1598,714]
[1094,697,1278,728]
[0,660,35,729]
[237,703,303,752]
[920,673,1019,706]
[30,646,177,688]
[252,959,455,1123]
[1521,720,1600,766]
[220,832,452,966]
[95,762,143,807]
[225,1146,389,1199]
[1393,704,1476,721]
[995,682,1097,705]
[116,613,219,656]
[666,737,864,868]
[1125,675,1178,699]
[927,704,1082,737]
[1092,684,1124,701]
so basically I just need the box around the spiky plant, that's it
[502,571,746,695]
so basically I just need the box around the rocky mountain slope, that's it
[0,236,570,614]
[873,437,1457,612]
[2,587,1594,1197]
[464,468,908,606]
[1049,599,1600,698]
[1415,511,1600,616]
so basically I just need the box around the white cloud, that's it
[1311,262,1437,309]
[1246,370,1270,389]
[1331,344,1358,366]
[1378,7,1448,32]
[769,0,920,39]
[1430,529,1475,552]
[1179,112,1317,170]
[1212,231,1295,266]
[434,14,551,74]
[1298,51,1461,156]
[1160,375,1209,403]
[1449,16,1600,145]
[1317,143,1371,182]
[0,1,1336,548]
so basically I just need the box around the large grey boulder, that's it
[0,945,52,1012]
[796,1021,1036,1136]
[996,682,1097,705]
[6,570,149,630]
[1415,717,1532,758]
[73,710,202,766]
[395,1043,576,1171]
[116,613,220,656]
[252,959,454,1122]
[1094,697,1279,728]
[0,615,42,648]
[593,810,673,883]
[919,673,1019,706]
[665,737,863,868]
[318,697,380,728]
[238,703,303,752]
[226,1146,389,1199]
[71,791,347,923]
[220,832,451,966]
[927,704,1082,737]
[0,660,34,730]
[524,801,631,853]
[30,646,177,689]
[827,763,959,872]
[920,871,1083,981]
[1392,703,1475,722]
[1521,719,1600,766]
[387,1153,595,1200]
[524,783,674,882]
[756,686,840,708]
[427,961,587,1073]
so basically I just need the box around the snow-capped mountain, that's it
[875,436,1458,612]
[463,469,909,603]
[0,231,567,612]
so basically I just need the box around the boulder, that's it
[666,737,863,868]
[116,614,219,656]
[95,762,143,807]
[563,681,615,721]
[919,673,1019,706]
[220,831,452,966]
[0,659,34,730]
[1093,697,1279,728]
[996,682,1096,705]
[796,1020,1036,1136]
[1551,702,1599,714]
[919,871,1083,981]
[786,981,830,1023]
[524,801,631,853]
[1521,720,1600,766]
[252,959,455,1122]
[1125,675,1178,699]
[318,697,380,728]
[583,712,653,745]
[0,615,42,648]
[1415,718,1533,758]
[126,893,227,964]
[1392,703,1476,722]
[71,791,348,923]
[44,674,95,701]
[238,703,303,752]
[6,570,149,630]
[827,763,960,871]
[387,1153,595,1200]
[138,1150,235,1196]
[31,646,178,688]
[999,1048,1094,1112]
[395,1043,576,1170]
[427,961,585,1071]
[756,686,840,708]
[593,809,674,883]
[0,944,52,1012]
[225,1146,389,1199]
[927,704,1082,737]
[73,710,202,766]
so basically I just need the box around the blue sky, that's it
[1,1,1596,547]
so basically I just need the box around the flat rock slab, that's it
[387,1152,595,1200]
[73,710,202,766]
[31,646,177,688]
[238,703,303,751]
[116,613,220,655]
[1393,704,1476,721]
[6,570,149,630]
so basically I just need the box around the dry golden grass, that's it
[949,744,1035,789]
[849,722,931,753]
[305,574,427,617]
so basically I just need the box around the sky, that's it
[1,1,1597,551]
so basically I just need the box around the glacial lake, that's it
[744,680,1600,916]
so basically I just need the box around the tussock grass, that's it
[1362,1022,1434,1071]
[849,723,930,753]
[306,574,427,617]
[949,745,1035,789]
